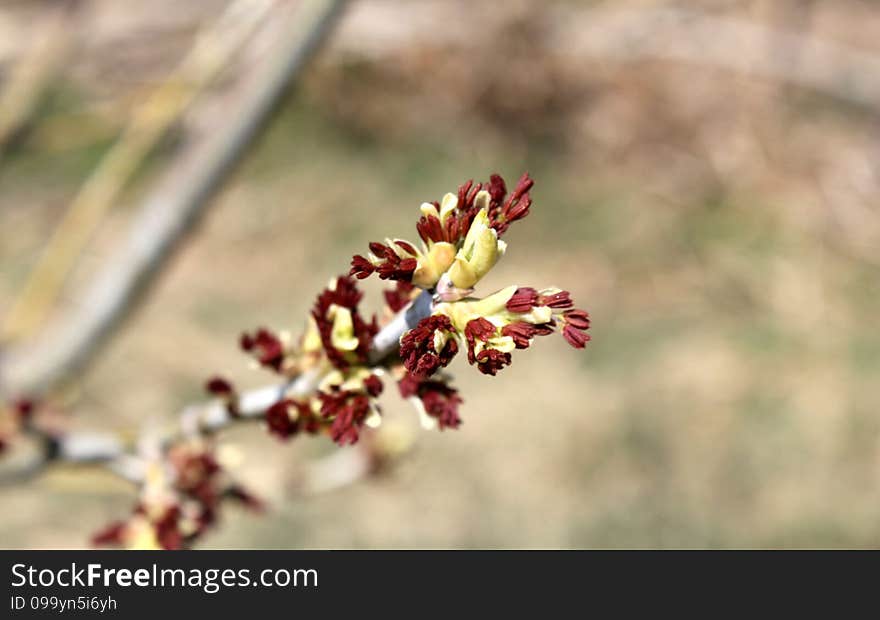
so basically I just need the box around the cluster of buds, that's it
[349,172,590,423]
[212,276,389,446]
[92,440,260,550]
[429,284,590,376]
[350,173,533,296]
[84,171,590,548]
[261,366,385,446]
[214,172,590,444]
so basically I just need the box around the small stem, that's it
[0,288,434,484]
[370,289,433,363]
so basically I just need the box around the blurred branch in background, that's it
[0,0,278,343]
[0,0,350,399]
[0,0,81,154]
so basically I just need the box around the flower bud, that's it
[412,241,456,287]
[328,305,359,352]
[446,209,506,289]
[301,316,323,354]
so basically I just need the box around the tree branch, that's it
[0,289,433,485]
[0,0,279,343]
[0,0,350,400]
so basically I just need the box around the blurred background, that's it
[1,0,880,548]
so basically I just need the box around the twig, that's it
[0,0,350,399]
[0,290,433,484]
